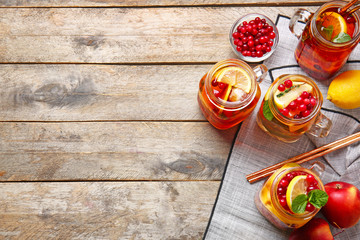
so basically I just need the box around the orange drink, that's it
[198,59,267,129]
[255,163,326,229]
[289,1,360,80]
[256,74,332,142]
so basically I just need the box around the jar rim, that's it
[267,74,323,124]
[310,0,360,46]
[204,59,258,109]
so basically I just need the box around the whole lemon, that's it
[327,70,360,109]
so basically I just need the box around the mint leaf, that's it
[332,32,352,43]
[322,25,334,41]
[263,100,273,121]
[292,194,308,214]
[308,190,328,208]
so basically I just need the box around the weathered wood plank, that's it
[0,122,237,181]
[0,64,210,121]
[0,0,327,7]
[0,6,318,63]
[0,181,219,239]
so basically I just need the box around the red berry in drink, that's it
[280,179,289,187]
[302,110,311,117]
[279,198,288,207]
[303,98,310,105]
[219,82,226,89]
[211,79,218,87]
[281,108,289,116]
[310,98,317,106]
[306,202,315,212]
[301,91,309,98]
[288,101,297,110]
[296,97,303,104]
[284,80,293,88]
[278,84,285,91]
[299,104,307,112]
[306,174,315,184]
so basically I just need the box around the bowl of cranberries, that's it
[229,13,279,62]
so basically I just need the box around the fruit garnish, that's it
[274,82,313,110]
[286,175,308,211]
[216,67,251,93]
[318,12,348,41]
[286,174,329,214]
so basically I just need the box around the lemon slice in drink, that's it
[274,82,313,110]
[216,67,251,93]
[286,175,308,212]
[318,12,347,41]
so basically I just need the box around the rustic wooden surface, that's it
[0,2,320,239]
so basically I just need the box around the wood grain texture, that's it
[0,181,220,239]
[0,64,209,121]
[0,6,318,63]
[0,0,326,7]
[0,122,237,181]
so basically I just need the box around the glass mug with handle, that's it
[198,59,267,130]
[256,74,332,143]
[289,1,360,81]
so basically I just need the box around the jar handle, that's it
[289,9,313,39]
[310,161,325,177]
[253,64,268,84]
[307,112,332,138]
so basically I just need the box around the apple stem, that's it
[333,227,345,237]
[336,184,341,190]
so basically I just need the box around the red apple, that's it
[321,181,360,228]
[289,218,334,240]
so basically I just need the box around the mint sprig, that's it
[332,32,352,43]
[263,100,273,121]
[291,189,328,214]
[322,25,334,41]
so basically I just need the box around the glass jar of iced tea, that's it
[198,59,267,130]
[255,163,326,229]
[256,74,332,142]
[289,1,360,81]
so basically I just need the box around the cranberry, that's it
[307,103,313,110]
[252,29,258,35]
[310,98,317,106]
[211,79,218,87]
[279,179,289,187]
[278,84,285,91]
[301,91,309,99]
[296,97,303,104]
[234,39,240,46]
[277,186,286,195]
[286,173,295,181]
[256,51,263,57]
[284,80,293,88]
[269,32,276,39]
[302,110,311,117]
[305,203,315,212]
[279,198,288,207]
[255,44,262,51]
[255,17,261,23]
[236,45,242,52]
[307,185,318,192]
[219,82,226,89]
[303,98,310,105]
[298,104,307,112]
[248,40,255,47]
[268,41,274,47]
[232,32,240,39]
[288,101,297,110]
[306,174,315,184]
[281,108,289,116]
[265,46,271,52]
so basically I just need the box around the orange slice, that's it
[216,67,252,94]
[318,11,347,41]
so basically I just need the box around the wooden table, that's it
[0,1,324,239]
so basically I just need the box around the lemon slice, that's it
[318,12,347,41]
[286,175,308,212]
[274,82,313,110]
[216,67,251,93]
